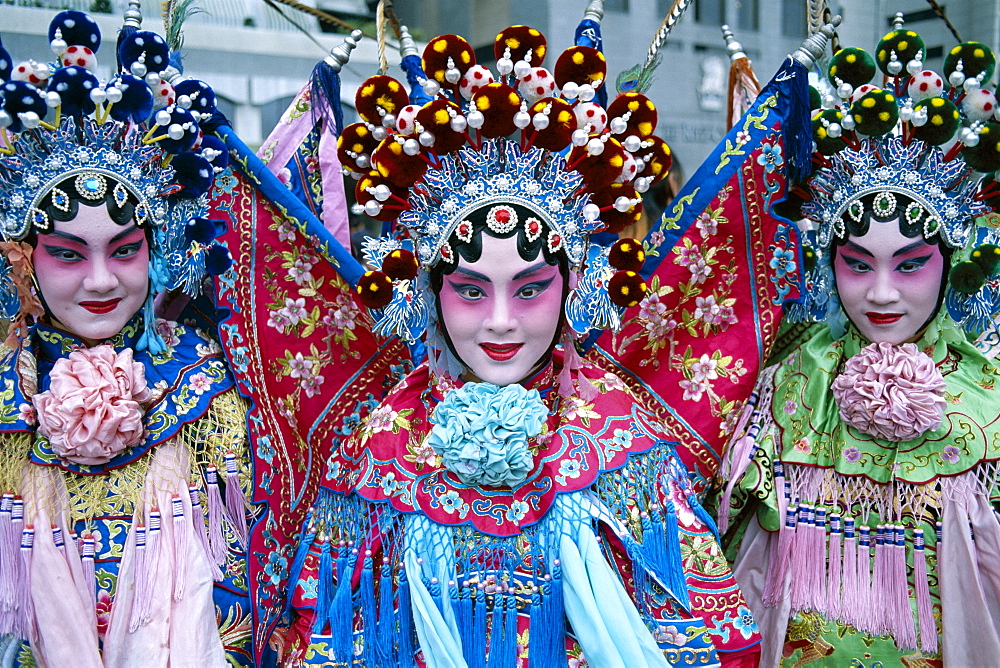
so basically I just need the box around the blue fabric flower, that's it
[428,382,547,487]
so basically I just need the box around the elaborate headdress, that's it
[793,17,1000,334]
[0,9,231,350]
[340,22,673,355]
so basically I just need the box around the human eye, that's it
[896,255,931,274]
[111,241,143,259]
[517,277,555,299]
[42,245,83,262]
[842,256,872,273]
[448,282,485,300]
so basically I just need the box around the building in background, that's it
[1,0,997,166]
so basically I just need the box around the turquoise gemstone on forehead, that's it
[83,177,100,192]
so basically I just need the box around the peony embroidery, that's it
[33,345,153,465]
[428,382,547,487]
[831,342,946,443]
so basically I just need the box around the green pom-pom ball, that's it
[912,97,961,145]
[971,244,1000,275]
[813,109,847,155]
[950,261,987,295]
[945,42,996,84]
[876,29,924,76]
[829,47,876,88]
[850,89,898,137]
[963,123,1000,173]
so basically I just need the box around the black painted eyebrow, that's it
[110,225,142,244]
[892,240,930,258]
[451,266,491,283]
[512,261,554,281]
[843,240,874,258]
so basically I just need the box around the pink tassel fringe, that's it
[913,529,938,653]
[0,493,16,615]
[825,513,842,618]
[171,495,188,600]
[764,503,797,606]
[223,452,248,549]
[189,484,223,581]
[17,525,35,643]
[205,467,230,567]
[840,518,858,628]
[128,523,148,633]
[890,526,916,650]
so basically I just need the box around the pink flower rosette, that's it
[831,341,946,443]
[33,345,153,465]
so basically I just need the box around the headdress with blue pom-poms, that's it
[0,9,232,352]
[788,16,1000,337]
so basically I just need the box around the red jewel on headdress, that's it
[547,231,562,252]
[456,220,473,243]
[525,217,542,242]
[486,205,518,234]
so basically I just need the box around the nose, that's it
[82,256,119,294]
[867,268,900,305]
[484,295,516,334]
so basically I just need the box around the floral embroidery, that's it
[843,446,861,463]
[941,444,961,464]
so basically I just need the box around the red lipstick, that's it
[80,299,121,315]
[480,342,523,361]
[866,312,902,325]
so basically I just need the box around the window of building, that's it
[606,0,630,12]
[736,0,759,31]
[782,0,807,37]
[692,0,725,25]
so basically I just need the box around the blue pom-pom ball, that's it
[153,105,199,153]
[185,216,226,244]
[107,73,153,123]
[118,31,169,77]
[171,152,214,197]
[49,65,99,116]
[173,79,217,118]
[49,10,101,52]
[1,81,48,132]
[205,244,233,275]
[196,135,229,173]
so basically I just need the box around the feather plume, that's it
[161,0,202,52]
[808,0,826,36]
[615,0,693,94]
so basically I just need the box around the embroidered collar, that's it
[0,317,236,474]
[330,352,678,536]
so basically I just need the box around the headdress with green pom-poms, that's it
[793,18,1000,336]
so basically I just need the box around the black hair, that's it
[430,202,570,380]
[37,174,137,229]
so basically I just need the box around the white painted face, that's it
[33,204,149,345]
[833,217,945,344]
[438,234,564,386]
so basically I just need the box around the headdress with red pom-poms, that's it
[341,25,673,344]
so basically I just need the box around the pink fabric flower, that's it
[831,342,946,442]
[33,345,152,465]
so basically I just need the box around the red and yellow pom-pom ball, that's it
[609,238,645,272]
[423,35,476,86]
[607,93,658,138]
[554,46,606,89]
[355,75,408,125]
[382,248,419,281]
[608,271,647,308]
[337,123,380,173]
[473,83,521,139]
[494,25,547,65]
[357,271,394,309]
